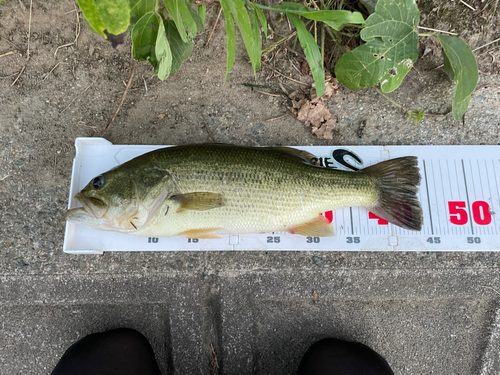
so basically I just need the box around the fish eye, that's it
[92,176,104,189]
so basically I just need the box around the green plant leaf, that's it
[78,0,130,37]
[164,0,198,43]
[436,35,478,120]
[188,6,204,32]
[198,4,206,25]
[287,13,324,96]
[407,110,425,124]
[219,0,236,81]
[225,0,260,73]
[131,11,172,79]
[334,0,419,93]
[164,20,194,76]
[155,16,173,80]
[77,0,107,36]
[95,0,131,35]
[131,11,159,61]
[251,3,268,39]
[255,3,365,30]
[130,0,158,26]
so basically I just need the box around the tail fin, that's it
[363,157,423,231]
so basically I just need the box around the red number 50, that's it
[448,201,491,225]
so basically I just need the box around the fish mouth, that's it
[66,193,109,220]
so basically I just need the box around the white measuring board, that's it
[63,138,500,254]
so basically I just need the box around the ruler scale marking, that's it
[65,143,500,253]
[431,160,450,232]
[423,160,434,235]
[350,207,354,235]
[438,159,451,233]
[461,159,474,235]
[491,160,499,233]
[484,159,497,234]
[470,159,481,235]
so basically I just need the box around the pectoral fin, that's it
[288,215,336,237]
[171,192,225,212]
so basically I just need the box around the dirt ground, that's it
[1,0,499,269]
[0,0,500,373]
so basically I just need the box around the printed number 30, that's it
[448,201,492,225]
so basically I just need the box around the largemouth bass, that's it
[66,145,422,238]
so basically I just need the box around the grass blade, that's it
[255,2,365,30]
[226,0,260,73]
[251,3,267,39]
[219,0,236,81]
[287,13,324,96]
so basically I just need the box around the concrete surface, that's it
[1,0,500,373]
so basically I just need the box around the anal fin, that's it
[180,228,222,239]
[288,215,336,237]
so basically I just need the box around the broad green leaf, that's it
[198,4,206,25]
[219,0,236,80]
[287,13,324,96]
[251,4,268,39]
[335,0,419,93]
[155,16,172,80]
[95,0,131,35]
[226,0,261,73]
[436,35,478,120]
[164,0,197,43]
[130,0,158,26]
[255,3,365,30]
[131,12,159,61]
[189,6,204,32]
[165,20,194,76]
[77,0,107,36]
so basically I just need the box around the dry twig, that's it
[42,62,66,80]
[54,1,81,56]
[0,51,14,58]
[253,89,282,97]
[103,61,137,134]
[262,64,309,86]
[417,26,458,35]
[459,0,476,11]
[206,6,222,47]
[60,83,92,113]
[473,37,500,52]
[27,0,33,59]
[11,65,26,86]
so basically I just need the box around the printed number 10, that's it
[448,201,492,225]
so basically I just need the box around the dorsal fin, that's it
[262,147,320,166]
